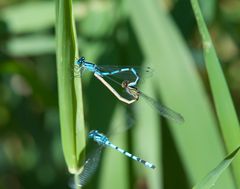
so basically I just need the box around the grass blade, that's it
[193,146,240,189]
[190,0,240,187]
[56,0,85,179]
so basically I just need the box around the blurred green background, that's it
[0,0,240,189]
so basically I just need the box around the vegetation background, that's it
[0,0,240,189]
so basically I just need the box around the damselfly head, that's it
[121,80,131,88]
[76,56,85,66]
[88,130,98,139]
[122,80,140,100]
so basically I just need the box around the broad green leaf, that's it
[129,0,235,188]
[99,107,129,189]
[134,82,162,189]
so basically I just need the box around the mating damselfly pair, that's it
[71,57,184,188]
[75,57,184,124]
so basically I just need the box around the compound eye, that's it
[79,57,85,63]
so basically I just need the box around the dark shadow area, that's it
[170,0,196,40]
[161,118,190,189]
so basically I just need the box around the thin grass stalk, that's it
[190,0,240,187]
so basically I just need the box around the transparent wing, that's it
[107,116,135,137]
[70,147,103,188]
[140,92,184,124]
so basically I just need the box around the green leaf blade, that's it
[193,147,240,189]
[190,0,240,187]
[56,0,85,175]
